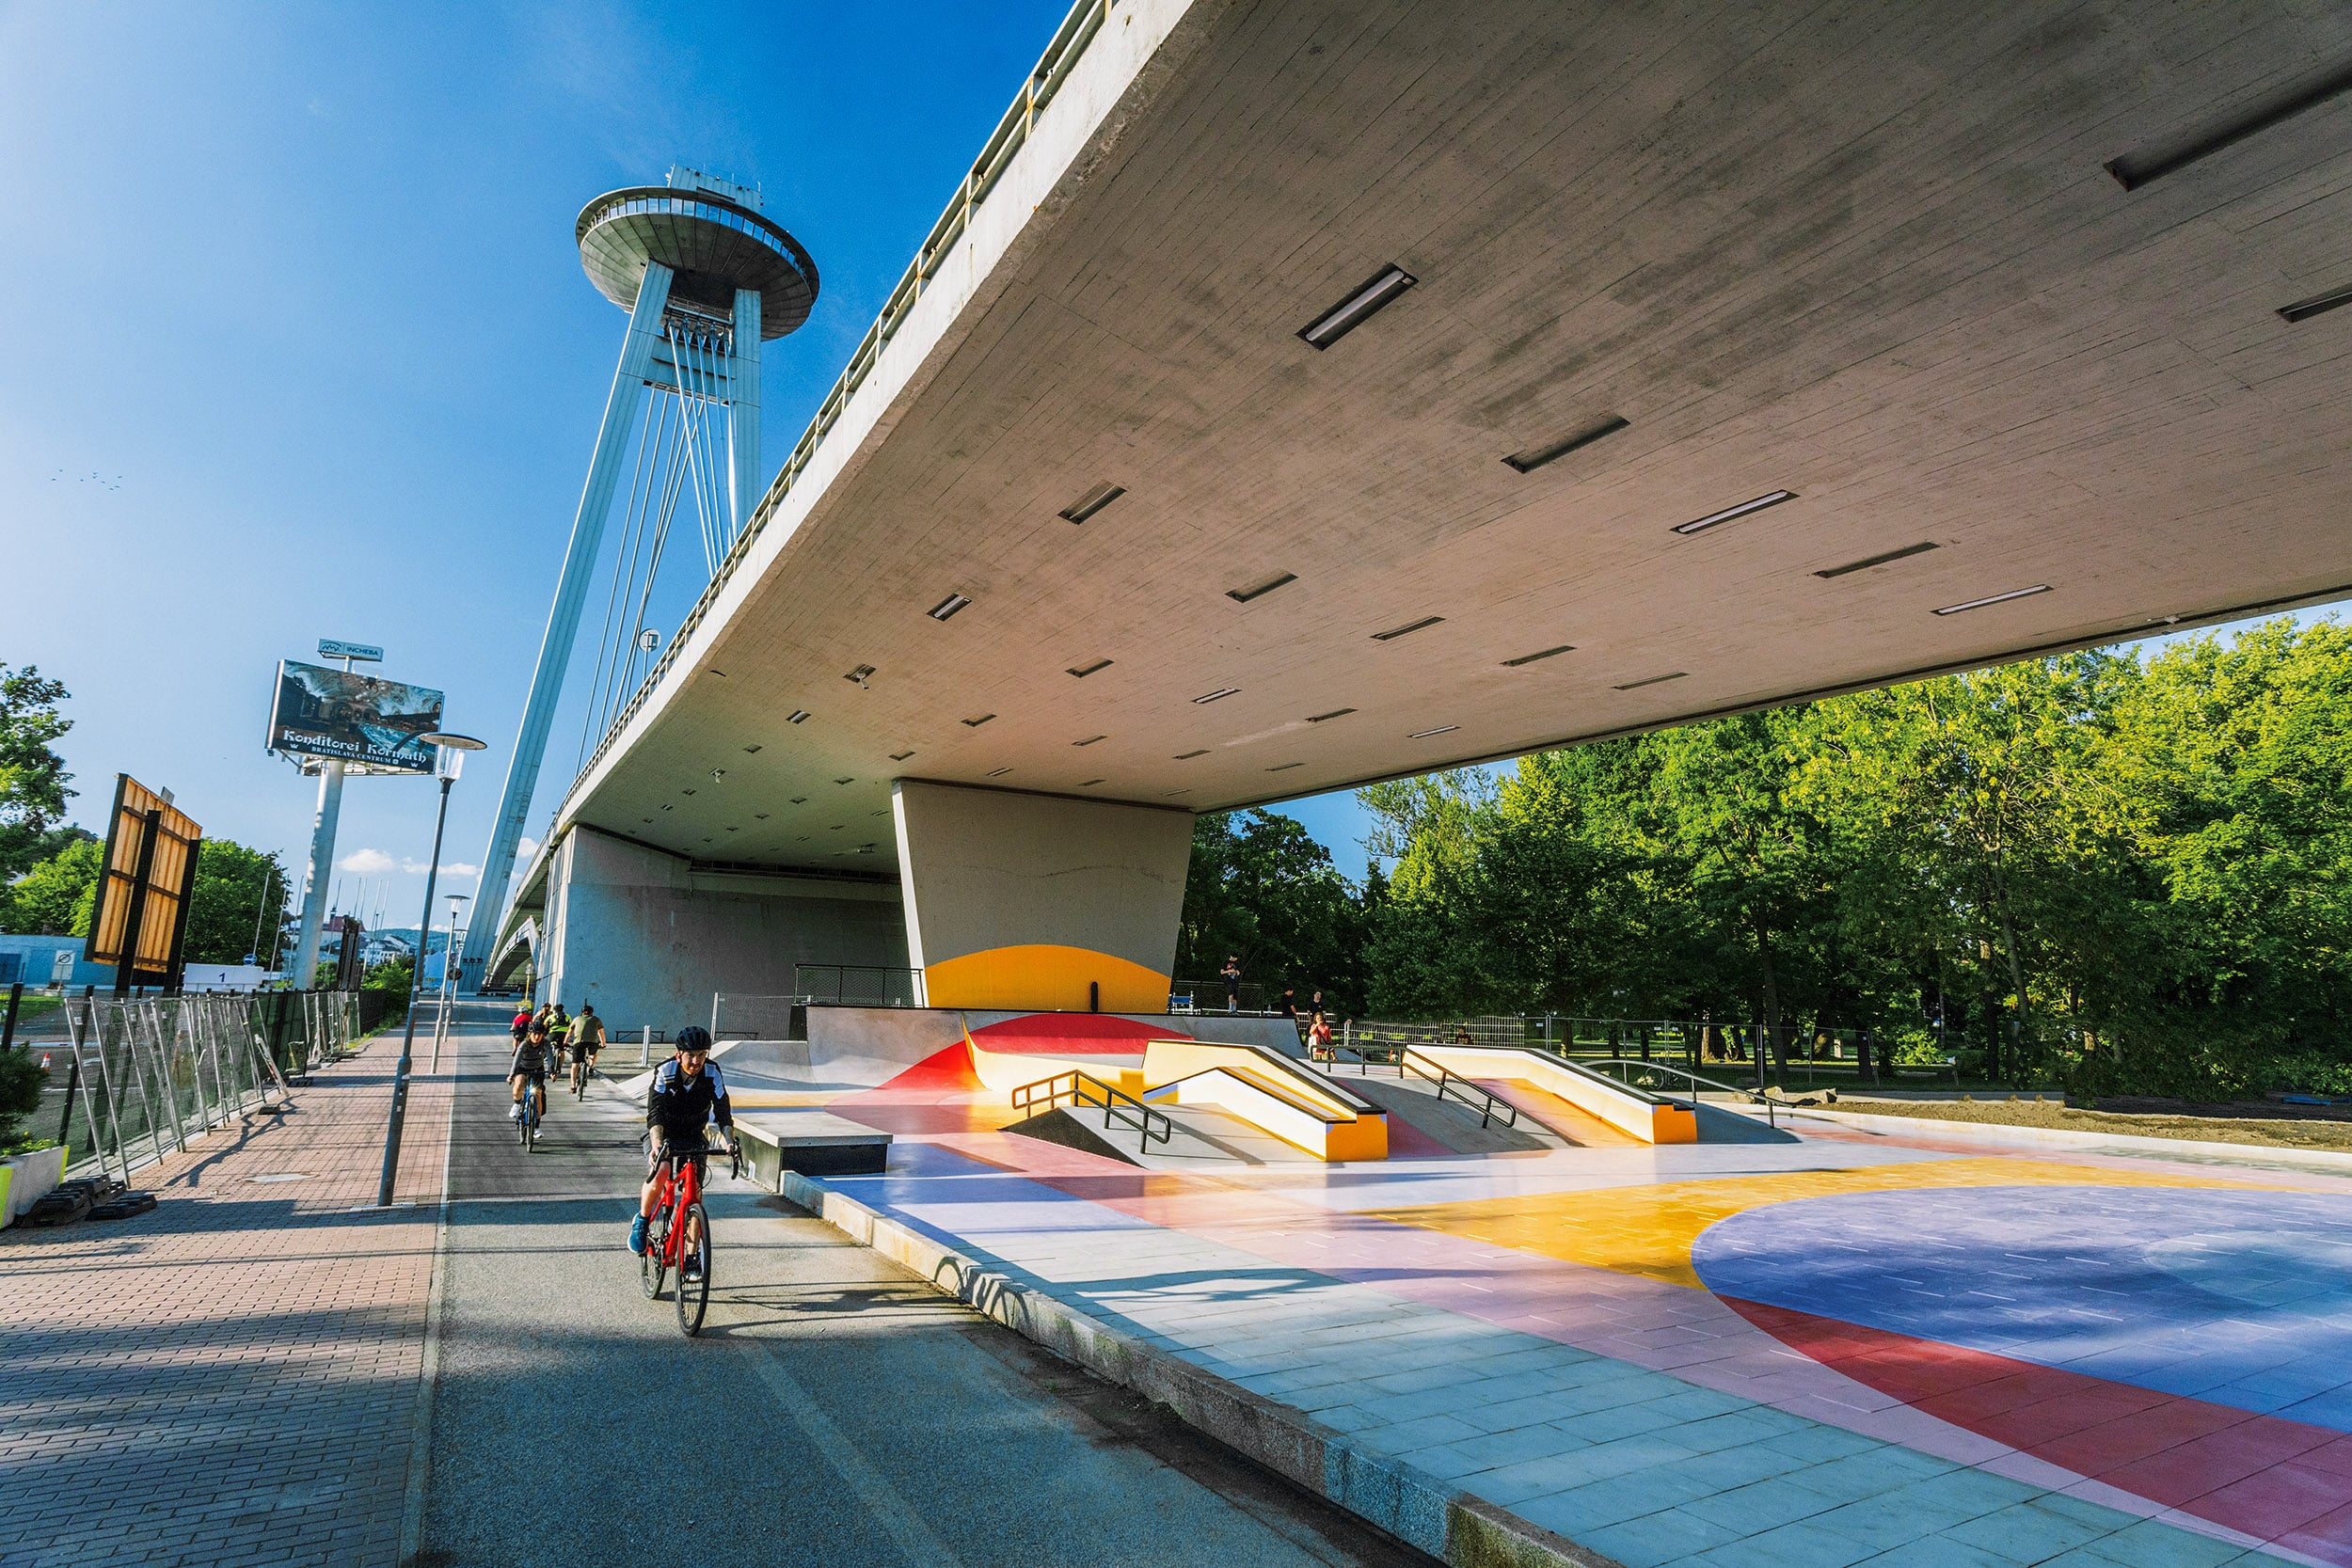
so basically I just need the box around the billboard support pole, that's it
[287,761,346,995]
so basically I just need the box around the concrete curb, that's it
[776,1169,1622,1568]
[1790,1104,2352,1175]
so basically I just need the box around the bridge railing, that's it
[566,0,1123,802]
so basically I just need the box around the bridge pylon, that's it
[457,166,818,993]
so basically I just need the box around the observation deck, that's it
[576,186,818,335]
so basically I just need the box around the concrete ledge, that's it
[774,1169,1622,1568]
[1788,1104,2352,1175]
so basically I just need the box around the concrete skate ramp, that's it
[798,1006,1298,1087]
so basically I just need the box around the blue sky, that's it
[0,4,2340,937]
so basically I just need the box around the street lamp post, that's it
[376,732,487,1209]
[431,892,469,1072]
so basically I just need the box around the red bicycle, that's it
[640,1139,739,1336]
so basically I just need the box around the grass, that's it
[1824,1094,2352,1153]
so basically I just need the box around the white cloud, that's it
[517,836,541,859]
[337,848,474,877]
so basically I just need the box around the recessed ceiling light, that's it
[1406,726,1458,739]
[725,825,738,832]
[2106,68,2352,191]
[1174,749,1208,760]
[1078,778,1104,787]
[742,744,762,753]
[1933,584,2051,616]
[845,664,875,686]
[986,767,1012,778]
[889,750,915,762]
[642,816,653,823]
[1193,688,1239,704]
[961,714,995,727]
[787,710,811,724]
[662,803,673,811]
[2279,284,2352,325]
[1073,735,1105,747]
[1673,490,1797,535]
[834,776,853,784]
[1306,707,1356,722]
[1226,573,1296,604]
[682,788,696,796]
[754,813,769,820]
[1265,762,1304,772]
[1162,789,1189,798]
[1297,263,1416,349]
[1058,483,1126,524]
[928,593,972,621]
[1815,541,1939,579]
[789,796,807,804]
[1614,673,1688,690]
[1502,415,1629,474]
[1502,644,1575,667]
[1372,616,1444,641]
[707,669,727,677]
[1067,658,1113,678]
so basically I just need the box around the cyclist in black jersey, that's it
[628,1025,736,1254]
[509,1021,554,1122]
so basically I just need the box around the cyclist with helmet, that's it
[509,1020,555,1122]
[628,1025,737,1255]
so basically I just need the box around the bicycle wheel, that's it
[516,1094,530,1148]
[675,1199,709,1337]
[640,1208,667,1299]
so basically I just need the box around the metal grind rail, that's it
[1011,1069,1173,1149]
[1401,1049,1520,1130]
[1580,1058,1792,1130]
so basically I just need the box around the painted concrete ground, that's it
[754,1019,2352,1566]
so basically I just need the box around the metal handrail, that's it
[1011,1069,1173,1149]
[562,0,1122,807]
[1400,1050,1518,1131]
[1580,1058,1793,1129]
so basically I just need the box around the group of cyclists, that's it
[503,999,737,1259]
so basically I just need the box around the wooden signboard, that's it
[83,775,203,993]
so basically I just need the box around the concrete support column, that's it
[890,780,1193,1013]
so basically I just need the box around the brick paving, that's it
[0,1029,453,1568]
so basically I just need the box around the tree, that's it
[183,842,292,965]
[1177,810,1369,1012]
[5,837,102,936]
[0,666,75,882]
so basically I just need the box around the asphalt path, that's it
[419,1011,1435,1568]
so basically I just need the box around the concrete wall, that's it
[543,826,906,1032]
[892,780,1194,1012]
[801,1006,1305,1088]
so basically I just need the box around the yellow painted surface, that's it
[924,945,1169,1012]
[1160,1067,1391,1161]
[1369,1158,2284,1290]
[1415,1045,1668,1142]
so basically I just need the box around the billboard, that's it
[267,660,445,773]
[85,774,203,986]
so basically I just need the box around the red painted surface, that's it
[1723,1295,2352,1561]
[968,1013,1190,1054]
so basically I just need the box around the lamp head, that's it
[421,732,487,781]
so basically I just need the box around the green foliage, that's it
[0,665,74,884]
[5,836,102,937]
[362,958,413,1010]
[183,841,291,965]
[1344,619,2352,1097]
[1176,810,1367,1012]
[0,1048,44,1150]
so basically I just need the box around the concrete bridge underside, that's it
[504,0,2352,1019]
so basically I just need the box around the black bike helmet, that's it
[675,1024,712,1054]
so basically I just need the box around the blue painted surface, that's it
[1691,1186,2352,1431]
[0,934,113,991]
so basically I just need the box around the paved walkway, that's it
[0,1024,451,1568]
[771,1034,2352,1568]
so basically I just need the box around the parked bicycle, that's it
[639,1140,739,1336]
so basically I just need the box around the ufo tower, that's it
[458,166,818,991]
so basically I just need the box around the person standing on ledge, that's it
[1221,955,1242,1012]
